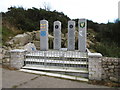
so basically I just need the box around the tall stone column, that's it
[54,21,61,50]
[40,20,48,51]
[68,20,75,51]
[78,19,87,52]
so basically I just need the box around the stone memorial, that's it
[68,20,75,51]
[40,20,48,50]
[54,21,61,50]
[78,19,87,52]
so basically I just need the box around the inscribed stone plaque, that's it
[78,19,87,52]
[68,21,75,51]
[54,21,61,50]
[40,20,48,50]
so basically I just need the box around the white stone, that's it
[88,53,102,57]
[33,41,40,50]
[13,33,32,46]
[40,20,48,50]
[68,20,75,51]
[54,21,61,50]
[35,31,40,40]
[78,19,87,52]
[24,43,36,52]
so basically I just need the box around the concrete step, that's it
[19,69,89,82]
[25,58,88,65]
[22,65,88,73]
[25,51,88,58]
[26,56,88,62]
[24,64,88,71]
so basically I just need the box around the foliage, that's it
[88,19,120,57]
[93,42,120,58]
[2,6,70,33]
[2,25,23,45]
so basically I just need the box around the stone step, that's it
[19,69,89,82]
[25,51,88,58]
[25,58,88,65]
[26,56,88,62]
[22,65,88,73]
[24,64,88,71]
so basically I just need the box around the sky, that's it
[0,0,120,23]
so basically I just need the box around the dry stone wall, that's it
[89,56,120,83]
[102,57,120,83]
[10,49,26,69]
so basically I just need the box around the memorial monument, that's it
[68,20,75,51]
[54,21,61,50]
[78,19,87,52]
[40,20,48,50]
[39,19,87,52]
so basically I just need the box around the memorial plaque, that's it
[54,21,61,50]
[78,19,87,52]
[68,21,75,51]
[40,20,48,50]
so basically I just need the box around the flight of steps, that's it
[20,51,89,82]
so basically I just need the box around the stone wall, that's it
[9,49,120,83]
[89,54,102,80]
[102,57,120,83]
[10,49,26,69]
[89,55,120,83]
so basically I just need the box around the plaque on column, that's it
[54,21,61,50]
[68,20,75,51]
[78,19,87,52]
[40,20,48,50]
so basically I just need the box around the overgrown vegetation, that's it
[2,21,24,45]
[2,6,70,33]
[1,6,120,58]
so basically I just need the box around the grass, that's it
[94,42,120,58]
[2,26,24,45]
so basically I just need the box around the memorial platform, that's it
[22,50,89,82]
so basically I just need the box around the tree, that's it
[43,2,51,11]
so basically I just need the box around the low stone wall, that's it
[89,55,120,83]
[9,50,120,83]
[102,57,120,83]
[10,49,26,69]
[88,53,102,81]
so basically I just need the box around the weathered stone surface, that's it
[102,57,120,83]
[14,33,32,46]
[89,57,102,80]
[35,31,40,41]
[10,49,26,69]
[110,77,118,82]
[108,66,114,69]
[109,69,114,73]
[33,41,40,50]
[24,43,36,52]
[0,48,3,60]
[0,48,8,60]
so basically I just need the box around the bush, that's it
[94,42,120,58]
